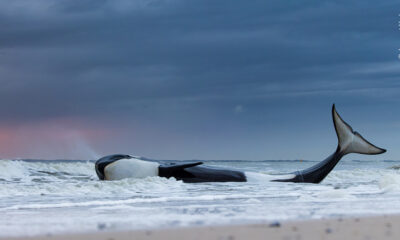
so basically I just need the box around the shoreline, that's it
[5,214,400,240]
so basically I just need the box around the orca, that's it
[95,105,386,184]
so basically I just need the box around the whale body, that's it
[95,155,246,182]
[95,105,386,183]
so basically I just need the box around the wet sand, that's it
[6,214,400,240]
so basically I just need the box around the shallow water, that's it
[1,158,400,237]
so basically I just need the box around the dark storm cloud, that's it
[0,1,398,123]
[0,0,399,159]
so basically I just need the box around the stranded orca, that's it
[95,105,386,184]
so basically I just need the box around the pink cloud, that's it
[0,117,114,160]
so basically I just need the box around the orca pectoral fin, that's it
[158,162,203,179]
[173,162,203,169]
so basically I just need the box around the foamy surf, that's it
[1,159,400,237]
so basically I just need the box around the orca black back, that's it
[159,164,246,183]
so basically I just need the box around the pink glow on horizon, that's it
[0,117,114,160]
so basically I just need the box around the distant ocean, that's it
[1,158,400,237]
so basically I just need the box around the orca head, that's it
[95,154,133,180]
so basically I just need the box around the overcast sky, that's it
[0,0,399,160]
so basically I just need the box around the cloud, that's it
[234,105,244,114]
[0,0,397,159]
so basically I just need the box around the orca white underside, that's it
[104,158,159,180]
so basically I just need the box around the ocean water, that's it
[1,158,400,237]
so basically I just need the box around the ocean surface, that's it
[1,158,400,237]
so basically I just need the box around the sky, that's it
[0,0,399,160]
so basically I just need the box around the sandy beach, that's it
[5,214,400,240]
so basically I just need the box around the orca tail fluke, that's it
[273,104,386,184]
[332,104,386,155]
